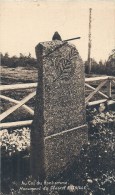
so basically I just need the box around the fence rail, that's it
[0,76,115,129]
[0,83,37,91]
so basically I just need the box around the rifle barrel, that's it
[63,37,81,42]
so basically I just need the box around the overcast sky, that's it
[0,0,115,62]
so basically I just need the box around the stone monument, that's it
[30,40,88,180]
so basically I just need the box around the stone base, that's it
[44,124,88,177]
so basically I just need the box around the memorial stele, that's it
[30,39,88,180]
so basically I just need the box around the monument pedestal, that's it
[31,40,88,179]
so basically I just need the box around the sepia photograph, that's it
[0,0,115,194]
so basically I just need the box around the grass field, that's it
[1,66,38,84]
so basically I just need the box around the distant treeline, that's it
[85,49,115,76]
[85,58,115,76]
[1,50,115,75]
[0,52,37,68]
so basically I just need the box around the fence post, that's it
[107,79,112,99]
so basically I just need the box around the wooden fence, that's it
[85,76,115,106]
[0,76,115,129]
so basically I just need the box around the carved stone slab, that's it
[31,41,88,179]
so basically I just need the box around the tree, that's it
[28,53,31,58]
[19,53,24,58]
[85,58,99,74]
[4,52,9,58]
[106,49,115,75]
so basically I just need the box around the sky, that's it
[0,0,115,62]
